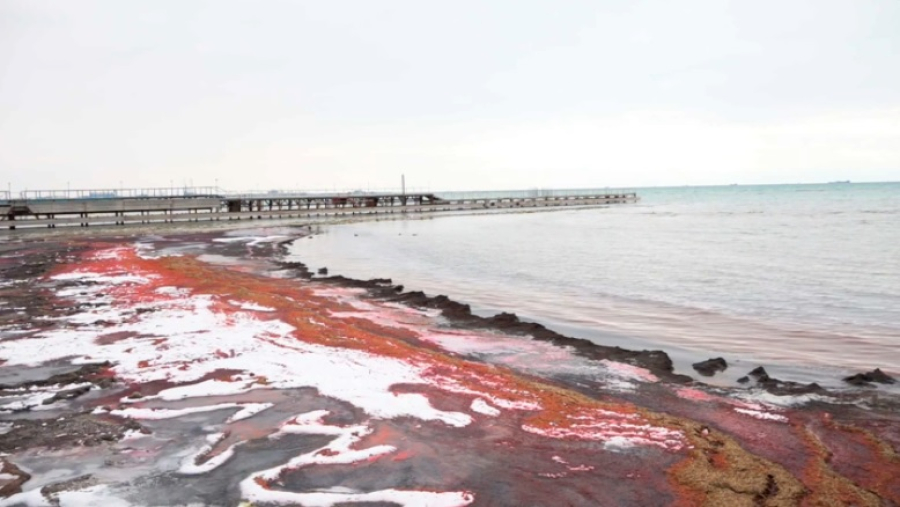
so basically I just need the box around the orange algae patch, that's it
[665,421,808,506]
[793,419,900,506]
[790,421,880,507]
[819,420,900,504]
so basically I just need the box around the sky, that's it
[1,0,899,193]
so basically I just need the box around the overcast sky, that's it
[1,0,899,193]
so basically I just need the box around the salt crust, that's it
[470,398,501,416]
[1,289,471,428]
[0,483,212,507]
[1,250,476,504]
[110,403,271,421]
[178,433,239,475]
[240,410,474,506]
[231,301,275,312]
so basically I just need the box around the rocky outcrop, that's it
[843,368,897,386]
[692,357,728,376]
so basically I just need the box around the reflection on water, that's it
[289,183,900,375]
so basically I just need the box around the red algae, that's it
[60,246,681,449]
[810,419,900,504]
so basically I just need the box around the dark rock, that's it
[317,267,328,275]
[843,368,896,386]
[748,366,771,382]
[692,357,728,377]
[765,381,827,396]
[489,312,521,327]
[748,366,768,378]
[844,374,872,386]
[737,376,750,384]
[41,385,91,405]
[0,413,145,452]
[868,368,896,384]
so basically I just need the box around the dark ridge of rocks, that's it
[843,368,897,386]
[275,261,313,279]
[385,286,688,382]
[760,380,826,397]
[317,275,398,291]
[276,258,692,381]
[273,253,876,397]
[692,357,728,377]
[737,366,827,396]
[0,413,145,452]
[0,362,115,391]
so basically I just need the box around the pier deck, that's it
[1,188,638,231]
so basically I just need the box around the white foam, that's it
[733,407,789,423]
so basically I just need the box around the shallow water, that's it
[288,182,900,380]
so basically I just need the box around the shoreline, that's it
[277,237,897,399]
[284,221,900,391]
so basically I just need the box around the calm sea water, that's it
[287,183,900,383]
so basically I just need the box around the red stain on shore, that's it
[51,246,682,450]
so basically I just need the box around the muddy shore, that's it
[1,228,899,506]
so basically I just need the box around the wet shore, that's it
[1,227,899,506]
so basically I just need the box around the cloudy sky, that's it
[1,0,898,193]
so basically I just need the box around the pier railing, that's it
[13,186,638,202]
[433,188,632,200]
[19,186,221,200]
[218,187,432,199]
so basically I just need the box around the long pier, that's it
[1,188,638,231]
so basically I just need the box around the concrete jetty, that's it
[1,187,639,231]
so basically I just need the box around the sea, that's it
[287,182,900,387]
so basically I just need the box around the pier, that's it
[1,187,638,231]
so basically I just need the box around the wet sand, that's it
[1,227,899,506]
